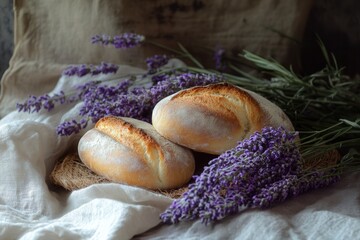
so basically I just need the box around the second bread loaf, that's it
[152,83,294,155]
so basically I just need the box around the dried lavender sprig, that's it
[91,33,145,49]
[160,126,302,225]
[146,54,169,73]
[251,175,299,208]
[62,62,119,77]
[251,170,340,208]
[56,119,89,136]
[160,125,344,225]
[16,81,103,113]
[17,91,66,113]
[78,79,144,121]
[149,72,222,105]
[16,73,138,115]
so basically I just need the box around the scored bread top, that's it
[152,83,294,154]
[170,83,264,135]
[78,116,195,190]
[95,116,164,179]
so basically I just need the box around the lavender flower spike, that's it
[161,125,341,225]
[17,91,66,113]
[62,62,119,77]
[160,126,301,225]
[91,33,145,49]
[146,54,169,72]
[56,119,88,136]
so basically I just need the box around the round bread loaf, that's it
[77,116,195,190]
[152,83,294,155]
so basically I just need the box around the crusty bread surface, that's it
[78,116,195,190]
[152,83,294,155]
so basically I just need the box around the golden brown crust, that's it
[95,116,158,151]
[95,116,164,177]
[152,83,294,155]
[171,83,264,132]
[78,116,195,190]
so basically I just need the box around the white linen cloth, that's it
[0,61,360,240]
[0,63,173,240]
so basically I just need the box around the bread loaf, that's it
[77,116,195,190]
[152,83,294,155]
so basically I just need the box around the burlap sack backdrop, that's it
[1,0,313,117]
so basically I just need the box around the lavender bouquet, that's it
[160,126,346,225]
[17,33,360,225]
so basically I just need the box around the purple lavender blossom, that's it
[160,126,301,225]
[17,91,66,113]
[62,62,118,77]
[252,169,340,209]
[151,74,169,84]
[62,64,89,77]
[76,79,149,125]
[91,33,145,49]
[160,126,341,225]
[252,175,298,208]
[56,119,88,136]
[149,73,222,104]
[296,170,340,195]
[146,55,169,73]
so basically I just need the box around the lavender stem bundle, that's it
[160,126,342,225]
